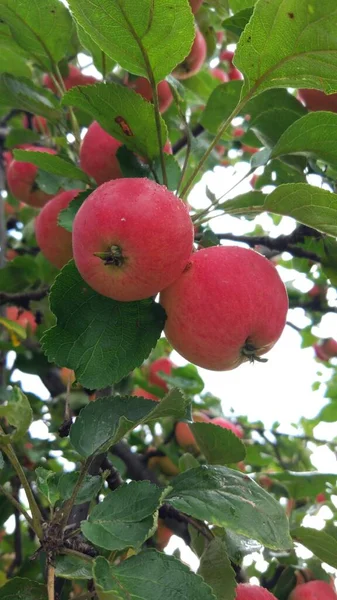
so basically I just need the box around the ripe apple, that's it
[189,0,203,13]
[229,66,243,81]
[132,387,159,402]
[6,306,37,334]
[80,121,123,185]
[298,89,337,113]
[289,580,337,600]
[59,367,76,387]
[6,249,18,261]
[156,519,173,550]
[7,146,57,208]
[35,189,80,268]
[211,417,244,439]
[149,357,173,392]
[220,49,234,64]
[250,174,259,188]
[23,114,49,135]
[43,65,97,95]
[173,30,207,80]
[316,492,326,503]
[308,284,326,298]
[235,584,277,599]
[175,411,210,451]
[320,338,337,358]
[129,78,173,113]
[242,144,259,154]
[210,68,229,83]
[160,246,288,370]
[313,343,329,361]
[72,178,194,301]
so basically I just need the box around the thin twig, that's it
[0,483,34,529]
[47,565,55,600]
[0,286,50,307]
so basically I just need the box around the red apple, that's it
[210,68,229,83]
[308,284,326,298]
[242,144,259,154]
[35,189,80,268]
[233,127,245,138]
[6,306,37,334]
[175,411,210,451]
[72,178,194,301]
[149,357,173,391]
[289,580,337,600]
[229,66,243,81]
[160,246,288,370]
[316,493,326,503]
[189,0,203,13]
[173,30,207,80]
[156,519,173,550]
[129,78,173,113]
[132,387,159,402]
[220,49,234,64]
[59,367,76,387]
[320,338,337,358]
[43,65,97,95]
[80,121,123,185]
[7,146,57,208]
[211,417,244,439]
[298,89,337,113]
[250,174,259,188]
[23,114,49,135]
[235,584,277,599]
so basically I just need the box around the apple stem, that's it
[241,342,268,364]
[93,245,124,267]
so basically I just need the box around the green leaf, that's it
[272,567,297,600]
[189,423,246,465]
[77,25,115,75]
[222,8,253,36]
[58,190,92,232]
[67,0,195,82]
[93,552,216,600]
[0,578,47,599]
[219,191,265,216]
[199,538,236,600]
[229,0,256,10]
[0,74,61,120]
[292,527,337,569]
[58,472,103,505]
[268,471,336,499]
[55,554,93,580]
[35,467,59,506]
[165,364,205,395]
[0,0,73,70]
[264,184,337,237]
[235,0,337,96]
[82,481,163,551]
[13,150,91,184]
[5,128,40,149]
[41,261,166,389]
[152,153,181,191]
[70,388,190,457]
[271,111,337,169]
[166,466,292,551]
[0,452,4,469]
[0,387,33,444]
[0,317,27,341]
[0,47,31,77]
[201,81,242,139]
[63,82,167,160]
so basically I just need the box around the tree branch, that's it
[172,123,205,155]
[0,286,50,307]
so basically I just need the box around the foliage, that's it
[0,0,336,599]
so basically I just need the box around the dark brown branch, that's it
[172,123,205,155]
[0,286,50,307]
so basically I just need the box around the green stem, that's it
[180,93,253,200]
[1,444,43,539]
[60,458,91,528]
[54,64,81,153]
[60,547,93,563]
[0,483,35,530]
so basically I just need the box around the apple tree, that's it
[0,0,337,598]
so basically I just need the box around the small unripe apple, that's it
[160,246,288,370]
[156,519,173,550]
[175,411,210,451]
[80,121,123,185]
[148,454,179,476]
[130,78,173,113]
[210,68,229,83]
[23,114,49,135]
[173,30,207,80]
[189,0,203,13]
[132,387,159,402]
[60,367,76,387]
[7,146,57,208]
[289,580,337,600]
[43,65,97,95]
[6,306,37,334]
[72,178,194,301]
[149,357,173,392]
[211,417,244,439]
[298,89,337,113]
[35,189,80,268]
[235,584,277,599]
